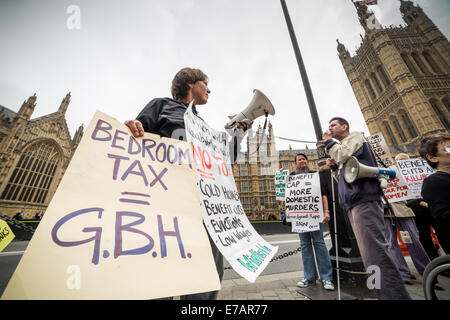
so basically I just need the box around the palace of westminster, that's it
[0,1,448,220]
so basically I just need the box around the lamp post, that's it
[280,1,323,141]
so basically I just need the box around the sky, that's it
[0,0,449,151]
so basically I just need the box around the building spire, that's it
[17,93,37,120]
[58,92,71,114]
[336,39,350,60]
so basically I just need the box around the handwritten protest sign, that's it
[184,106,277,283]
[2,111,220,300]
[275,170,289,201]
[367,132,394,167]
[396,158,435,199]
[0,219,15,252]
[383,166,415,203]
[285,173,323,233]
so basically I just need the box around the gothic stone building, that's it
[232,122,317,221]
[0,93,83,218]
[337,0,449,155]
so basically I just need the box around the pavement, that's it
[217,255,428,300]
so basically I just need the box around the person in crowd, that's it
[125,67,251,300]
[382,153,431,285]
[405,198,440,260]
[419,133,450,254]
[396,153,440,260]
[291,153,335,291]
[13,210,24,220]
[323,117,410,300]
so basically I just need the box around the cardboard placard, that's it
[2,111,220,300]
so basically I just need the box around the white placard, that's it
[396,158,435,199]
[2,111,220,300]
[367,132,394,167]
[383,166,415,203]
[285,172,323,233]
[184,106,278,283]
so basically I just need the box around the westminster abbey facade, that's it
[0,93,83,218]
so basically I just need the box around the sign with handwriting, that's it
[396,158,435,199]
[285,172,323,233]
[184,106,277,283]
[2,111,220,300]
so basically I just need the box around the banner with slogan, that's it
[184,106,278,283]
[285,172,323,233]
[275,170,289,201]
[396,158,435,199]
[383,166,415,203]
[367,132,394,167]
[0,219,15,252]
[1,111,220,300]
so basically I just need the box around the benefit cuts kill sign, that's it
[285,173,323,233]
[2,111,220,300]
[396,158,435,198]
[184,106,277,283]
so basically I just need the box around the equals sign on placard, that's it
[305,182,312,186]
[120,192,151,205]
[197,169,215,181]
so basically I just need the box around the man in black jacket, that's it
[125,67,251,300]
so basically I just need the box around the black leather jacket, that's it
[136,97,241,160]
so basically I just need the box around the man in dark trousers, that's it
[125,67,251,300]
[323,117,410,300]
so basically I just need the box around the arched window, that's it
[399,111,418,138]
[377,65,391,87]
[391,116,407,143]
[429,99,450,130]
[422,52,442,74]
[401,53,417,74]
[371,72,383,93]
[411,52,430,75]
[383,121,398,145]
[365,79,376,100]
[1,142,60,204]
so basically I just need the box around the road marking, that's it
[266,234,330,245]
[0,251,25,256]
[268,240,299,245]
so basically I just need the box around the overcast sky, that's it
[0,0,449,151]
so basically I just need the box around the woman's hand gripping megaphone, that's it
[236,119,253,132]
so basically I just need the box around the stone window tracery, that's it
[1,142,60,204]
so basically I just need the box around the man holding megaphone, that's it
[322,117,410,300]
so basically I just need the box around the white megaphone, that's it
[224,89,275,130]
[343,156,396,189]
